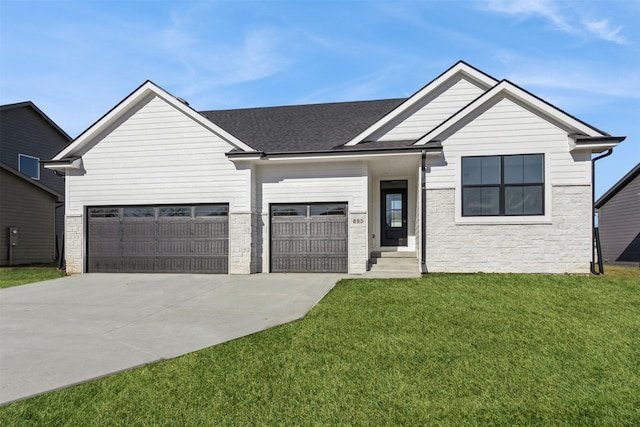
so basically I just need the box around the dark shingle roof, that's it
[200,98,405,152]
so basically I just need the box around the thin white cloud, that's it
[482,0,629,45]
[483,0,574,33]
[296,67,403,105]
[145,4,292,96]
[583,19,627,45]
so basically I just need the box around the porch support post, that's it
[421,150,427,274]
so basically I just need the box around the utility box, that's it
[9,227,18,247]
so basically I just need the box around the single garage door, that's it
[270,203,348,273]
[87,205,228,273]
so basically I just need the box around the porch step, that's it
[370,251,416,259]
[368,251,419,273]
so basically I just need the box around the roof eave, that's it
[42,156,83,172]
[570,135,626,153]
[225,144,442,162]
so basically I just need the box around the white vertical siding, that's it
[426,96,591,190]
[67,95,250,214]
[375,77,485,142]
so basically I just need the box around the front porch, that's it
[365,155,423,274]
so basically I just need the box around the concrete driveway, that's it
[0,273,341,405]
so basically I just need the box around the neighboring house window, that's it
[462,154,544,216]
[18,154,40,180]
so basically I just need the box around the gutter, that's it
[590,149,613,275]
[225,143,443,161]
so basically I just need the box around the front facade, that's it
[595,163,640,267]
[47,62,625,275]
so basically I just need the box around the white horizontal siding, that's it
[68,95,250,213]
[376,77,485,142]
[426,96,591,189]
[257,162,367,212]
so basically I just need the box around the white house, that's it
[45,61,625,275]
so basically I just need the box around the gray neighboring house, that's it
[0,102,71,266]
[595,163,640,267]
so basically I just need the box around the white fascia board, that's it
[343,62,498,147]
[570,142,620,152]
[228,150,439,164]
[43,157,83,172]
[53,81,254,161]
[415,80,606,145]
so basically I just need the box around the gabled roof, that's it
[52,81,254,161]
[201,99,404,152]
[0,163,63,202]
[0,101,72,141]
[343,61,499,146]
[415,79,610,145]
[47,61,622,161]
[595,162,640,208]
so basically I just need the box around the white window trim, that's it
[18,154,40,180]
[454,153,553,225]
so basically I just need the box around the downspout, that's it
[421,150,427,274]
[590,149,613,275]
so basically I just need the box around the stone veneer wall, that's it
[64,214,83,274]
[425,186,592,274]
[348,212,368,274]
[228,212,254,274]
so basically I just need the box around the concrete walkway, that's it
[0,273,341,405]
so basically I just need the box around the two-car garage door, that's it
[87,205,228,273]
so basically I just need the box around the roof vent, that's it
[176,97,189,106]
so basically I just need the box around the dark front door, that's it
[380,181,408,246]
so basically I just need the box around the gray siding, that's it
[0,168,57,265]
[1,103,69,247]
[598,175,640,267]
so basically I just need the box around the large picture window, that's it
[462,154,544,216]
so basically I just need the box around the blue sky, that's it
[1,0,638,197]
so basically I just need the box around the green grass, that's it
[0,266,65,289]
[1,272,639,426]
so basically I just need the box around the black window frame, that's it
[462,154,545,217]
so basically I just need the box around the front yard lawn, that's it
[1,271,639,425]
[0,266,65,289]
